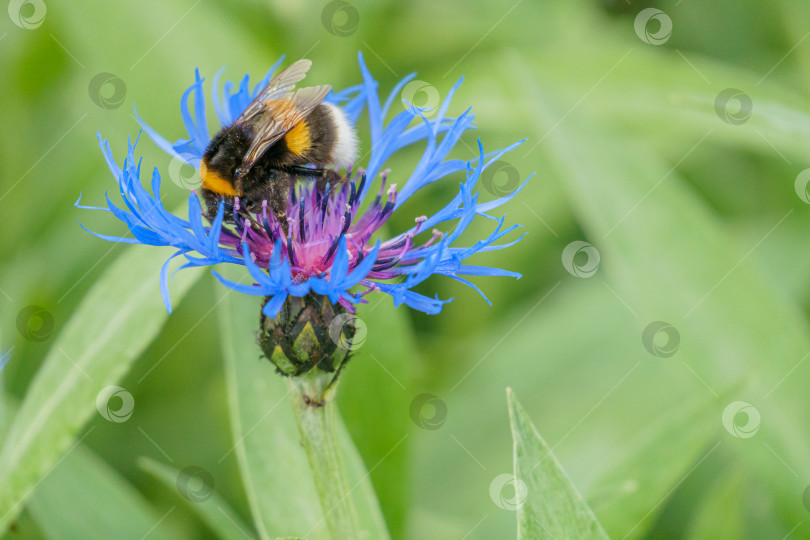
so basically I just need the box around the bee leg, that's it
[285,166,325,178]
[223,197,234,216]
[275,211,289,237]
[267,190,289,236]
[208,197,234,224]
[202,191,227,222]
[233,174,245,197]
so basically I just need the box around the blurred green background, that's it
[3,0,810,538]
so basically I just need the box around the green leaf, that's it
[684,468,746,540]
[684,466,786,539]
[0,393,171,539]
[28,447,173,540]
[408,275,734,538]
[507,388,609,540]
[337,298,417,536]
[139,457,257,540]
[219,292,325,539]
[0,245,203,532]
[0,356,13,445]
[523,54,810,533]
[286,373,362,539]
[336,418,390,538]
[218,292,389,540]
[586,393,720,537]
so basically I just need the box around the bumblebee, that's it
[200,59,357,219]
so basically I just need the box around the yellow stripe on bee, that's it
[201,168,239,196]
[285,120,311,156]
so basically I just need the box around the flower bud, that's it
[258,294,354,376]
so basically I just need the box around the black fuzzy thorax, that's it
[200,104,339,220]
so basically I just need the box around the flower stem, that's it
[287,370,359,539]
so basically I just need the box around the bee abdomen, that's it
[323,103,357,169]
[302,103,357,170]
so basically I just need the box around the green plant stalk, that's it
[287,370,359,539]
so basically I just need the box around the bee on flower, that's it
[78,53,530,376]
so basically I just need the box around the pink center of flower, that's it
[216,169,411,281]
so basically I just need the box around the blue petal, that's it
[241,243,274,287]
[447,274,491,305]
[212,270,271,295]
[159,250,184,313]
[211,66,230,125]
[343,240,380,288]
[358,51,382,145]
[262,293,288,317]
[382,73,416,119]
[330,236,350,282]
[133,106,184,160]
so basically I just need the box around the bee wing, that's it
[239,85,332,174]
[236,59,314,125]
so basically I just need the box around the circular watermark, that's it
[794,169,810,204]
[401,80,441,118]
[16,305,54,342]
[321,0,359,37]
[8,0,46,29]
[409,393,447,431]
[176,466,215,503]
[96,385,135,423]
[328,313,367,351]
[481,161,520,197]
[722,401,760,438]
[562,241,600,278]
[634,8,672,45]
[88,73,127,110]
[642,321,680,358]
[168,153,203,190]
[489,473,528,511]
[714,88,753,125]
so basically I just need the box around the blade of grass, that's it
[139,457,257,540]
[0,245,203,533]
[524,55,810,533]
[337,298,417,537]
[507,388,609,540]
[28,447,173,540]
[218,292,389,540]
[219,292,324,540]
